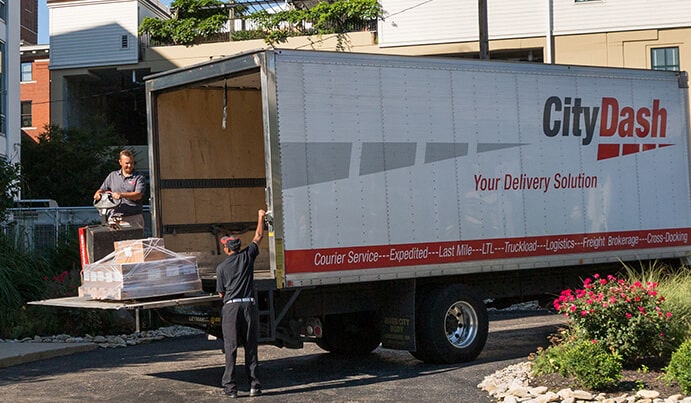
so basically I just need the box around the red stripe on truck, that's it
[284,228,691,273]
[597,144,620,160]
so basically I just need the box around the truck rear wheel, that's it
[411,284,488,364]
[317,311,381,355]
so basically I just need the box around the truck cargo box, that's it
[145,50,691,289]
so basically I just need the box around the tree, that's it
[139,0,231,45]
[20,122,126,207]
[0,159,21,222]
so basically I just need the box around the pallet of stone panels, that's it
[79,237,202,300]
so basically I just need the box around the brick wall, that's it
[20,58,50,142]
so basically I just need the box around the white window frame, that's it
[21,62,33,82]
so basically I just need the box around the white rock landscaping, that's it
[478,361,690,403]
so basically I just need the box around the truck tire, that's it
[317,311,381,355]
[411,284,488,364]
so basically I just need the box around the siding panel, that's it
[553,0,691,35]
[50,0,139,69]
[379,0,691,48]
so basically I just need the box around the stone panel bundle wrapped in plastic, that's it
[79,237,202,300]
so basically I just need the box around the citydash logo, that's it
[542,96,673,160]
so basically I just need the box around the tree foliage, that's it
[0,159,21,222]
[20,122,125,207]
[139,0,231,45]
[246,0,381,45]
[139,0,382,46]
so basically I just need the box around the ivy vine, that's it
[139,0,381,46]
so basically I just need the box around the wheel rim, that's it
[444,300,478,349]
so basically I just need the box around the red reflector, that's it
[597,144,620,160]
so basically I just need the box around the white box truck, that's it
[35,49,691,364]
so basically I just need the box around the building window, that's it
[21,102,32,128]
[651,47,680,71]
[121,35,129,49]
[0,0,5,21]
[21,62,33,82]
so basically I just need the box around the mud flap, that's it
[379,279,416,351]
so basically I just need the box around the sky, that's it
[37,0,174,44]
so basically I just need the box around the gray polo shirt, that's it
[100,170,146,216]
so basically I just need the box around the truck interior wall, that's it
[155,87,269,272]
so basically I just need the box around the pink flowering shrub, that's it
[44,269,81,299]
[554,273,673,364]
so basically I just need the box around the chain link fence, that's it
[1,206,151,253]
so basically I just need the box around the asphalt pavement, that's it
[0,310,564,402]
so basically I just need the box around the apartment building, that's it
[47,0,170,146]
[20,44,50,142]
[1,0,21,165]
[21,0,38,45]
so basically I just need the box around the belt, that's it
[225,297,255,304]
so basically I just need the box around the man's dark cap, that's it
[220,236,241,252]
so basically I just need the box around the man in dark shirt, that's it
[216,209,266,398]
[93,149,146,228]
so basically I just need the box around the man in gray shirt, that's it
[93,149,146,228]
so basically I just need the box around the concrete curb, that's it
[0,343,99,368]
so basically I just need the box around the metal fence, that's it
[1,206,151,252]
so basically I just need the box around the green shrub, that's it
[533,340,622,390]
[230,29,266,41]
[665,338,691,394]
[532,342,573,377]
[0,237,51,310]
[566,341,622,390]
